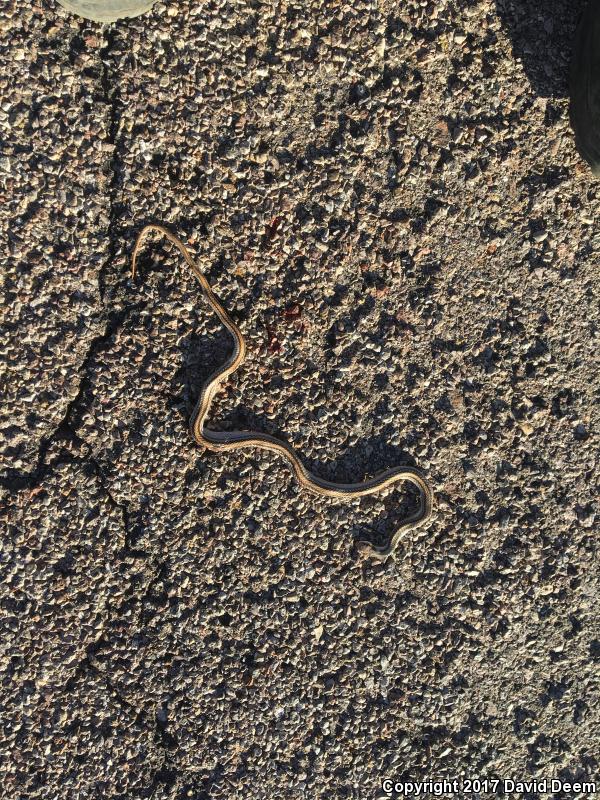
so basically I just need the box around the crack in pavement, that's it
[0,302,144,495]
[4,26,196,799]
[98,24,124,305]
[1,24,133,497]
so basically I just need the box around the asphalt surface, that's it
[1,1,599,798]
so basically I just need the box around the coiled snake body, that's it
[132,225,433,559]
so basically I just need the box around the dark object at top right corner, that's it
[570,0,600,175]
[496,0,587,98]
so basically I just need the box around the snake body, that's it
[131,224,433,559]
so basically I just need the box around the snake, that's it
[131,224,433,559]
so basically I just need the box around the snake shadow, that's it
[496,0,586,97]
[171,330,426,553]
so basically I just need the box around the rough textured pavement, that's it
[1,0,599,798]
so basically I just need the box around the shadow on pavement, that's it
[496,0,587,97]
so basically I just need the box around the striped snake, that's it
[131,224,433,559]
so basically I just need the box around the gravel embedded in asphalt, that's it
[1,0,599,797]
